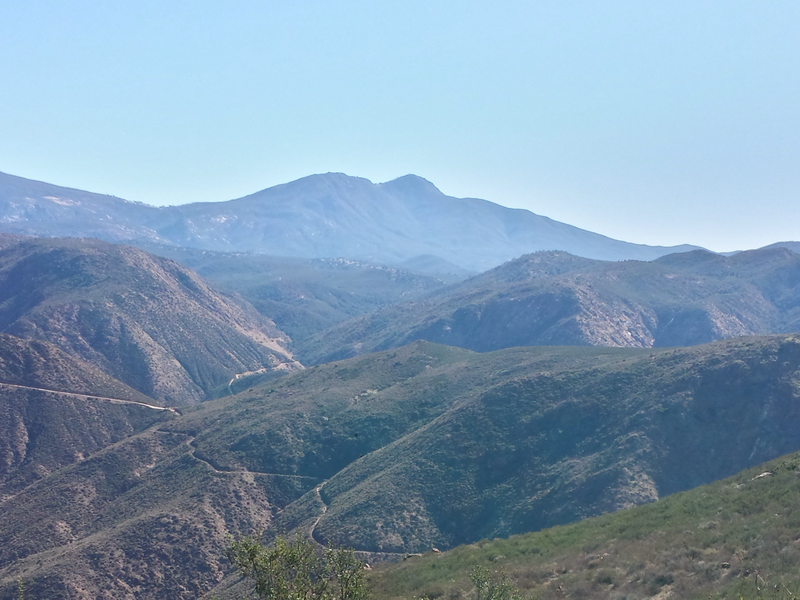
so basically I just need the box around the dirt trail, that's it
[308,481,329,544]
[0,381,178,412]
[167,430,409,559]
[163,431,319,480]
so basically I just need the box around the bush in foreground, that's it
[227,534,369,600]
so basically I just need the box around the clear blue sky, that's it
[1,1,798,252]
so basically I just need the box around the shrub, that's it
[227,533,369,600]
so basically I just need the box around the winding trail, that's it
[228,368,269,392]
[0,381,178,412]
[308,481,329,544]
[304,480,406,560]
[163,430,411,561]
[158,429,319,481]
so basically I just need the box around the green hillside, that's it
[368,449,800,600]
[284,335,800,554]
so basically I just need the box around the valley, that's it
[299,247,800,364]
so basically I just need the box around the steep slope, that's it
[142,245,450,345]
[0,421,305,600]
[367,449,800,600]
[0,332,166,500]
[299,247,800,364]
[0,171,701,270]
[0,237,301,404]
[0,332,155,404]
[3,335,800,599]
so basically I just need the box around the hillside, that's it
[299,247,800,364]
[0,332,166,500]
[367,449,800,600]
[0,171,700,271]
[0,237,301,404]
[3,335,800,599]
[282,336,800,554]
[0,332,155,404]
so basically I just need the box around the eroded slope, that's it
[0,237,301,404]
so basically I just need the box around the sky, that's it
[1,1,798,252]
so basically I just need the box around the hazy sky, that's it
[1,2,798,252]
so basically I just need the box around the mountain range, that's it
[3,168,800,600]
[0,171,701,271]
[299,246,800,364]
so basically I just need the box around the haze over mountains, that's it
[0,171,701,271]
[143,245,451,345]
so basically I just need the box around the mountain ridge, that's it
[0,170,702,271]
[0,237,301,404]
[298,247,800,364]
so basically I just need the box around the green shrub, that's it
[227,533,369,600]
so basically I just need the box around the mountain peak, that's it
[379,174,443,197]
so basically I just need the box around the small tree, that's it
[227,533,369,600]
[326,543,369,600]
[470,566,524,600]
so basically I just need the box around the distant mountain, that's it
[4,335,800,599]
[0,233,25,250]
[298,247,800,364]
[761,240,800,254]
[0,237,301,404]
[0,171,702,271]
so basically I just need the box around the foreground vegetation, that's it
[227,534,369,600]
[368,450,800,600]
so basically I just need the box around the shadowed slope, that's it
[367,449,800,600]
